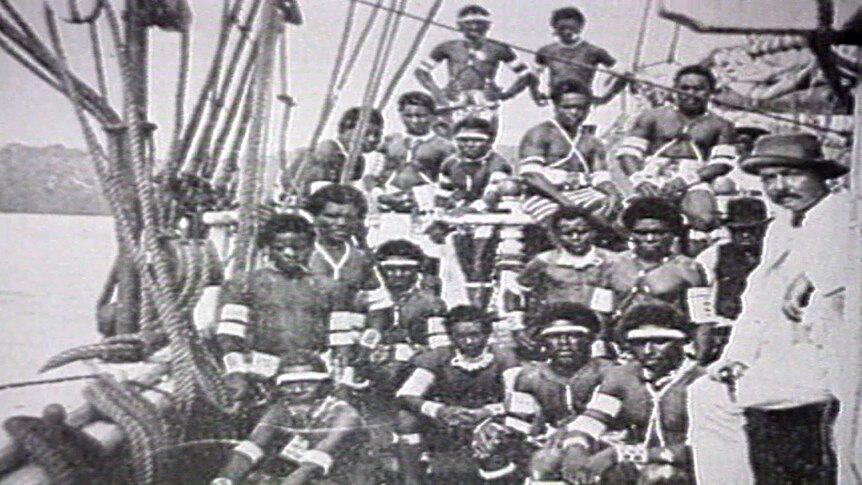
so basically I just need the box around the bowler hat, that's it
[741,133,848,179]
[723,197,772,227]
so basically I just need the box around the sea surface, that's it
[0,213,114,418]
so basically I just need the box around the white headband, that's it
[455,132,491,141]
[539,325,591,336]
[626,327,687,340]
[458,13,492,23]
[380,258,421,267]
[275,371,331,385]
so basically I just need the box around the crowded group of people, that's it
[208,4,854,485]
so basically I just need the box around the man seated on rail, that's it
[433,117,512,306]
[393,305,520,485]
[213,213,378,399]
[471,303,616,484]
[518,79,622,227]
[414,4,533,127]
[372,92,457,213]
[531,7,627,107]
[211,350,375,485]
[292,107,384,195]
[616,64,737,234]
[532,303,703,484]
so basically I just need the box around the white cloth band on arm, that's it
[234,440,264,464]
[709,144,736,161]
[220,304,250,323]
[591,170,612,186]
[216,321,247,338]
[617,136,648,159]
[396,368,436,398]
[222,352,246,375]
[420,401,444,419]
[329,311,365,331]
[364,287,394,311]
[300,449,334,475]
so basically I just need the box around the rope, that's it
[303,0,359,162]
[342,0,399,184]
[335,0,384,96]
[213,60,258,191]
[0,374,99,392]
[632,0,654,72]
[170,0,244,176]
[345,0,850,137]
[377,0,443,109]
[169,29,191,172]
[211,41,259,179]
[666,23,681,64]
[374,0,407,103]
[233,0,282,276]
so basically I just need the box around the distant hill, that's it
[0,143,110,215]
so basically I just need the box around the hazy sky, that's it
[0,0,843,152]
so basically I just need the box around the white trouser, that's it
[687,376,754,485]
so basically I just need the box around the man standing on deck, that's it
[699,133,853,485]
[415,5,532,126]
[616,65,736,232]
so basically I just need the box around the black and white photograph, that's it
[0,0,860,483]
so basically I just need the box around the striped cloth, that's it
[522,186,609,223]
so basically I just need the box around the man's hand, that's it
[661,177,689,200]
[783,273,814,323]
[634,181,661,197]
[223,372,249,402]
[708,359,748,383]
[561,445,598,484]
[438,405,479,427]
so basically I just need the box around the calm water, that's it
[0,213,114,417]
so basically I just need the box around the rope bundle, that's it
[83,375,177,485]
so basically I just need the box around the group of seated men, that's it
[206,167,772,485]
[202,4,851,485]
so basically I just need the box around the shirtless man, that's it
[296,108,384,195]
[437,117,512,211]
[517,206,616,317]
[394,305,520,484]
[537,303,703,484]
[472,303,615,483]
[374,92,456,213]
[616,65,736,231]
[211,350,372,485]
[607,197,708,318]
[532,7,626,106]
[519,79,622,224]
[214,214,368,397]
[415,5,532,124]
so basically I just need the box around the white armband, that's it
[420,401,445,419]
[233,440,264,464]
[590,170,612,186]
[300,449,334,475]
[222,352,246,375]
[617,136,648,159]
[709,143,736,161]
[248,351,281,378]
[216,321,247,339]
[364,286,393,311]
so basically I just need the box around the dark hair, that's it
[674,64,717,91]
[551,79,593,105]
[616,303,691,341]
[375,239,426,262]
[305,183,368,218]
[398,91,436,112]
[452,117,496,138]
[338,107,384,134]
[256,214,315,249]
[551,7,585,26]
[444,305,495,333]
[620,196,684,232]
[549,206,600,232]
[458,4,491,19]
[536,302,600,334]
